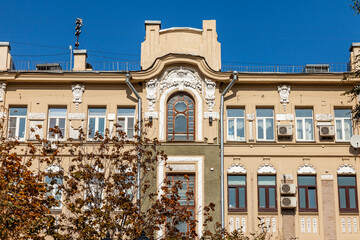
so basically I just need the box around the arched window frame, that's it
[166,92,195,141]
[337,164,358,213]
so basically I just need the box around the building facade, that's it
[1,20,360,239]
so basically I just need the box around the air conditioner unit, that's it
[278,125,293,136]
[281,197,297,208]
[280,183,296,195]
[319,125,335,137]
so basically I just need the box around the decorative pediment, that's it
[337,164,356,174]
[227,164,247,174]
[297,164,317,174]
[257,164,277,174]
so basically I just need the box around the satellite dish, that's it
[350,135,360,149]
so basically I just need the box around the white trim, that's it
[257,163,277,174]
[227,164,247,174]
[297,164,317,174]
[158,156,203,237]
[159,87,203,141]
[337,164,356,174]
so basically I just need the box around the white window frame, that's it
[45,165,63,210]
[117,108,135,139]
[48,108,67,141]
[295,109,314,141]
[8,107,27,141]
[87,108,106,140]
[256,108,274,141]
[227,108,245,141]
[335,109,353,142]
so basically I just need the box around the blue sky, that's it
[1,0,359,68]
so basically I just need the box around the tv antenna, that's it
[75,18,83,49]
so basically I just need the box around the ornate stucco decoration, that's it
[315,114,333,121]
[247,114,255,121]
[257,164,277,174]
[297,164,317,174]
[68,113,86,120]
[28,113,47,120]
[337,164,356,174]
[277,85,290,111]
[227,164,247,174]
[0,82,6,102]
[146,78,157,111]
[205,79,216,111]
[71,84,85,109]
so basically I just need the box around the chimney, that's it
[73,49,88,71]
[349,42,360,71]
[0,42,12,71]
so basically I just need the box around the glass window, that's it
[8,107,27,140]
[296,109,314,141]
[117,108,135,139]
[298,175,317,211]
[256,109,274,141]
[45,175,63,209]
[167,93,195,141]
[228,175,246,211]
[88,108,106,139]
[48,108,67,140]
[338,175,358,212]
[335,109,352,141]
[227,109,245,141]
[258,175,277,211]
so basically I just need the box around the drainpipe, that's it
[125,73,142,202]
[220,71,238,230]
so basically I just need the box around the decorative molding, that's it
[257,163,277,174]
[204,112,219,119]
[0,82,6,102]
[229,218,234,233]
[205,79,216,111]
[146,78,157,112]
[145,111,158,119]
[29,120,43,140]
[227,163,247,174]
[71,84,85,109]
[236,218,240,231]
[276,113,294,121]
[321,174,334,180]
[337,164,356,174]
[278,85,290,111]
[317,121,332,126]
[68,113,86,120]
[107,113,115,120]
[28,113,46,120]
[315,114,333,121]
[167,164,195,171]
[159,67,202,94]
[242,217,246,233]
[0,111,6,118]
[297,164,317,174]
[246,113,255,121]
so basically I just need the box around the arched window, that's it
[167,92,195,141]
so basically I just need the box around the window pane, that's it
[59,118,66,135]
[259,187,266,208]
[229,188,236,208]
[236,118,245,139]
[239,187,246,208]
[176,222,187,233]
[175,101,187,112]
[228,109,244,117]
[127,118,134,138]
[228,176,245,185]
[89,108,106,116]
[98,118,105,136]
[335,109,351,118]
[338,176,356,186]
[266,118,274,140]
[174,115,187,133]
[296,109,313,117]
[305,119,313,140]
[298,176,316,186]
[228,119,234,139]
[296,119,303,139]
[256,109,273,117]
[257,119,264,139]
[88,118,96,138]
[349,188,356,209]
[49,108,67,117]
[336,120,342,140]
[269,188,276,208]
[19,118,26,139]
[10,107,27,116]
[344,119,352,140]
[339,188,346,208]
[299,188,306,208]
[308,189,316,208]
[117,108,135,116]
[118,118,125,131]
[258,176,276,185]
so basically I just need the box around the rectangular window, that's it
[166,174,195,233]
[117,108,135,139]
[256,108,274,141]
[227,109,245,141]
[258,175,277,211]
[45,176,63,210]
[48,108,67,140]
[335,109,352,141]
[338,175,358,213]
[296,109,314,141]
[298,175,317,212]
[228,175,246,211]
[88,108,106,139]
[8,107,27,140]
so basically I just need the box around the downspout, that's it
[220,71,238,230]
[125,73,142,202]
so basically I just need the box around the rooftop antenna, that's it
[74,18,83,49]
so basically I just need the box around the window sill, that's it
[228,208,247,213]
[256,140,276,143]
[298,210,319,214]
[339,210,359,215]
[295,140,315,143]
[258,209,278,213]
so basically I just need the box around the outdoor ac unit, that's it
[278,125,293,136]
[280,183,296,195]
[281,197,297,208]
[319,125,335,137]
